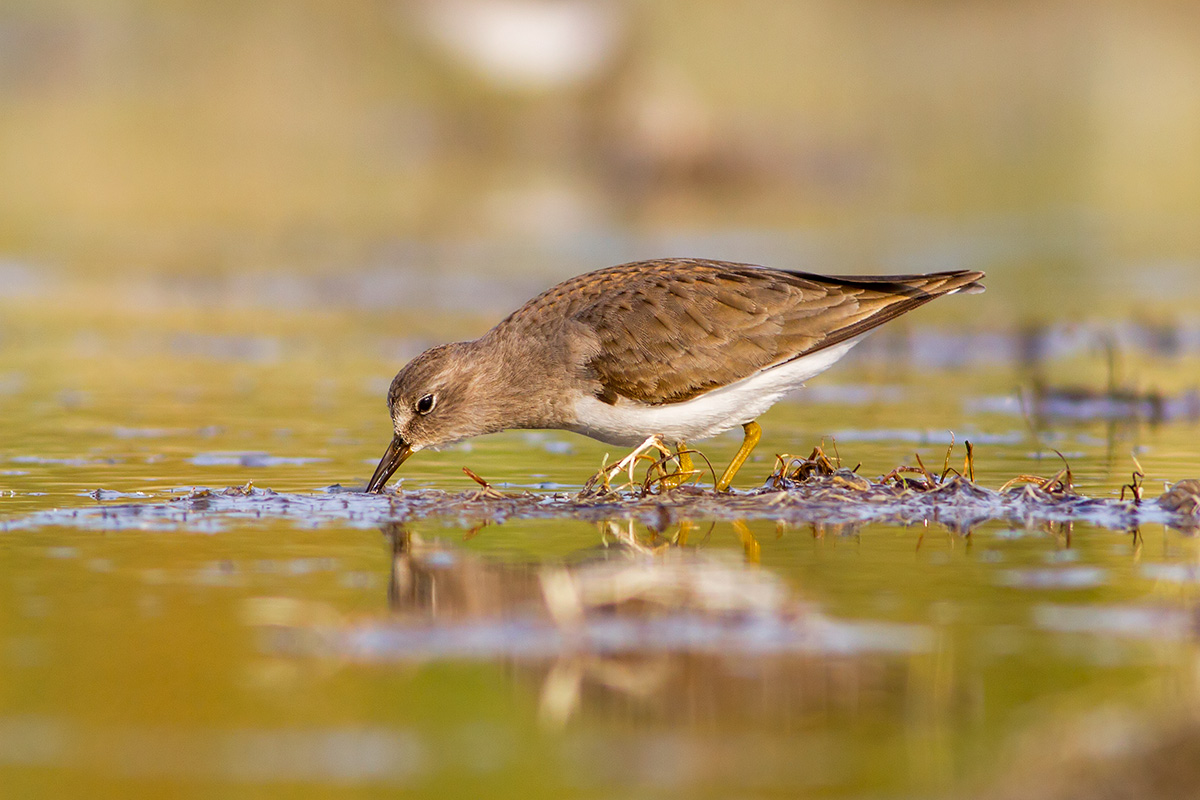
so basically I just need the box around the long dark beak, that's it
[366,435,413,493]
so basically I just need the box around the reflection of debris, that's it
[384,522,806,627]
[1021,383,1200,425]
[548,542,789,619]
[1025,332,1199,424]
[248,525,933,728]
[966,323,1200,426]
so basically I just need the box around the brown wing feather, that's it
[499,258,984,405]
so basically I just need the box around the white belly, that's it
[567,336,864,446]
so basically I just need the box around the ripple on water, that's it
[1140,563,1200,584]
[111,426,183,439]
[1033,604,1192,639]
[828,428,1025,445]
[10,455,118,467]
[996,567,1108,590]
[0,716,429,783]
[190,452,329,467]
[79,489,150,501]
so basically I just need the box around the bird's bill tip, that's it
[365,435,413,493]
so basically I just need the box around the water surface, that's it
[3,259,1200,798]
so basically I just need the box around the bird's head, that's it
[365,341,511,493]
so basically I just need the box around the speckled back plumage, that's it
[495,258,984,406]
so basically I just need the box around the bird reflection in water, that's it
[381,522,930,728]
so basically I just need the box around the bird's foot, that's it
[655,444,704,491]
[609,434,673,486]
[583,434,676,496]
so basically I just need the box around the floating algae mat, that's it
[8,445,1198,535]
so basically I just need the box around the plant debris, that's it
[7,443,1198,535]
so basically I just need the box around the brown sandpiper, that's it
[366,258,985,493]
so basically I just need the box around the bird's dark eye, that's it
[415,394,436,415]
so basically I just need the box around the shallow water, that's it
[3,259,1200,798]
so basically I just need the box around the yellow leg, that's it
[715,421,762,491]
[678,446,693,475]
[659,442,695,490]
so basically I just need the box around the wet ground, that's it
[3,254,1200,798]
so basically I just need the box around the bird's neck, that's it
[468,330,575,434]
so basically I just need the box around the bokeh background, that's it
[7,0,1200,499]
[5,4,1200,798]
[5,0,1200,284]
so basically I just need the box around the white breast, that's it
[567,335,864,446]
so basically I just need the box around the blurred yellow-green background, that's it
[5,0,1200,271]
[5,4,1200,799]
